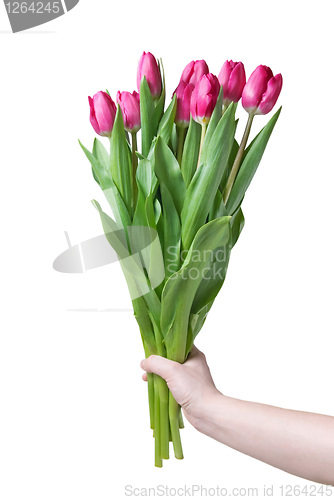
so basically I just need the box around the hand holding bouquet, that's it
[80,52,282,467]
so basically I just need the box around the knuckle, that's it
[199,351,206,361]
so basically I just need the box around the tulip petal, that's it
[174,81,194,126]
[228,62,246,103]
[190,73,220,124]
[197,74,213,95]
[137,52,162,99]
[89,92,116,137]
[218,60,233,93]
[117,90,141,132]
[257,74,283,115]
[196,94,212,122]
[94,93,116,135]
[89,96,100,135]
[181,60,209,86]
[181,61,195,84]
[242,65,273,112]
[191,60,209,86]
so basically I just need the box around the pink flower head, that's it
[218,60,246,104]
[88,91,117,137]
[116,90,141,133]
[181,59,209,86]
[137,51,162,99]
[242,65,283,115]
[190,73,220,125]
[173,81,194,128]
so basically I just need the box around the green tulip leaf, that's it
[132,185,147,228]
[190,242,231,315]
[110,106,132,215]
[230,207,245,248]
[226,107,281,214]
[157,94,177,146]
[208,189,228,221]
[81,138,131,230]
[153,58,166,132]
[103,184,131,230]
[145,194,157,230]
[91,138,110,185]
[220,137,239,192]
[133,296,157,355]
[181,117,201,187]
[191,207,244,315]
[153,136,186,216]
[200,86,224,165]
[181,103,236,250]
[93,138,110,170]
[140,77,156,157]
[186,300,214,355]
[160,184,181,279]
[79,140,112,190]
[136,157,156,197]
[91,199,129,256]
[160,216,231,362]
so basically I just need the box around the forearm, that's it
[194,391,334,485]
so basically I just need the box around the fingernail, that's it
[140,360,145,369]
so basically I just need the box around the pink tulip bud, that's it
[173,81,194,128]
[89,91,116,137]
[190,73,220,125]
[181,59,209,86]
[137,51,162,99]
[242,65,283,115]
[218,60,246,104]
[116,90,141,133]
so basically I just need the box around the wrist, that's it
[189,388,226,433]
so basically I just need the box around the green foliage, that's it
[80,94,281,362]
[181,103,237,250]
[110,106,132,215]
[226,107,281,214]
[181,117,201,187]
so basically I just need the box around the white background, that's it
[1,1,334,498]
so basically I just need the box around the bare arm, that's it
[140,347,334,485]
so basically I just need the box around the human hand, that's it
[140,346,221,428]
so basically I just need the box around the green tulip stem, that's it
[197,123,207,170]
[131,132,138,213]
[222,103,228,115]
[147,372,155,430]
[223,112,254,205]
[169,392,184,459]
[154,375,162,467]
[157,376,170,460]
[176,126,187,166]
[179,410,184,429]
[142,339,155,430]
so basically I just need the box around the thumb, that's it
[140,355,180,381]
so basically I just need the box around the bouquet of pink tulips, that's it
[79,52,282,467]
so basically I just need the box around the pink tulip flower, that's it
[242,65,283,115]
[181,59,209,86]
[173,81,194,128]
[89,91,117,137]
[137,51,162,99]
[116,90,141,133]
[190,73,220,125]
[218,60,246,104]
